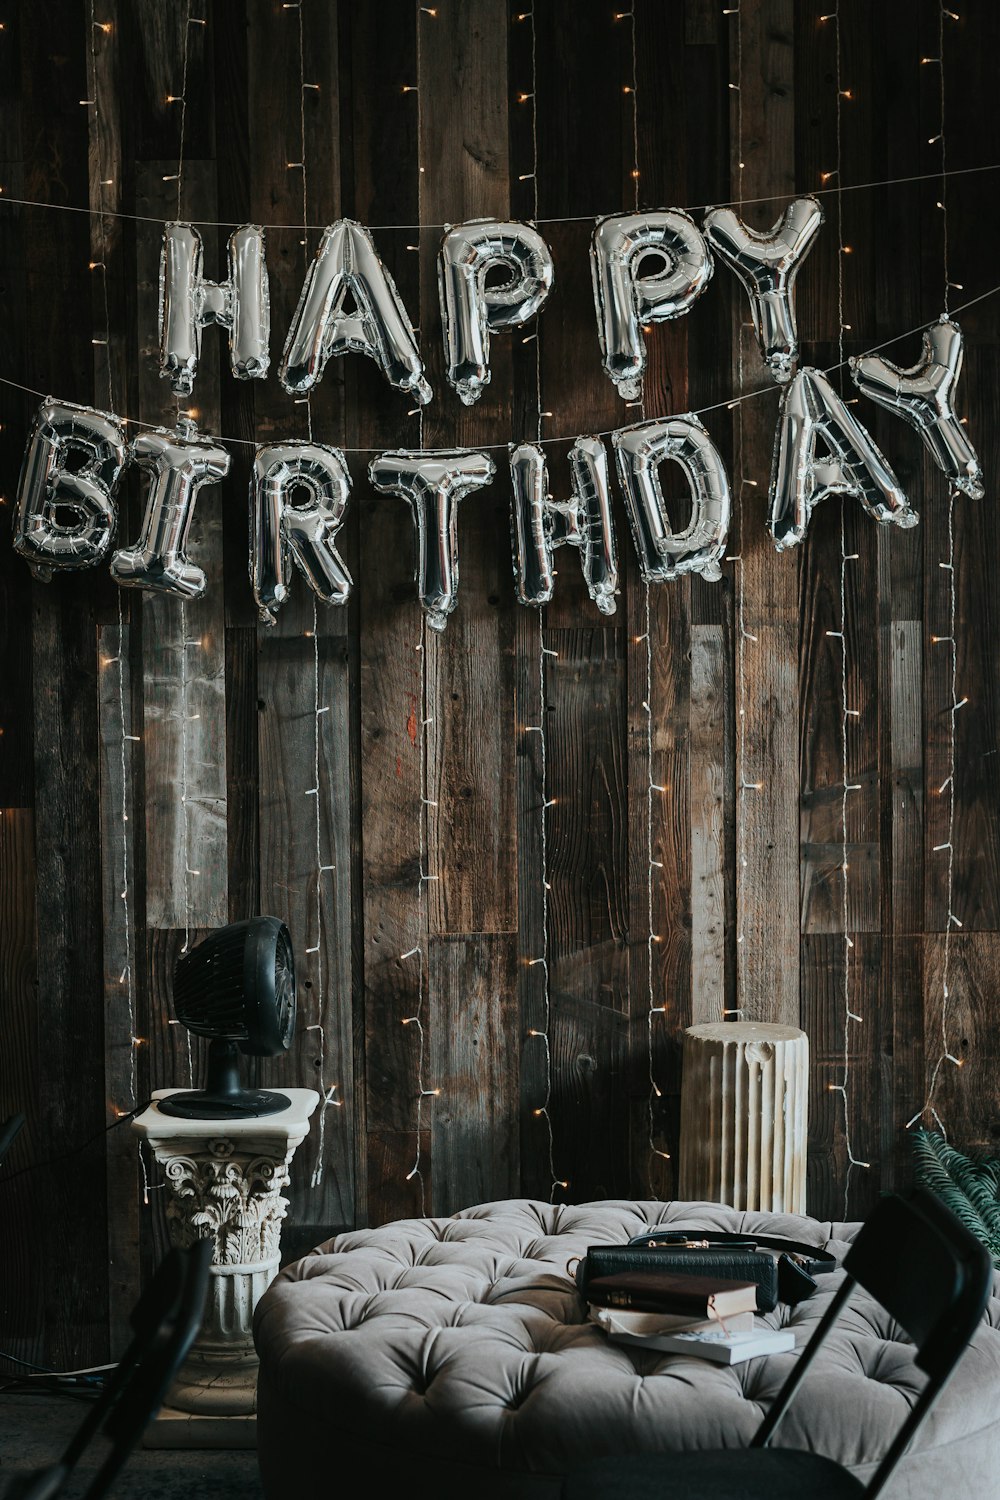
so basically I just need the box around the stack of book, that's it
[585,1269,795,1365]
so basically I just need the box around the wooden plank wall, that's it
[1,0,998,1367]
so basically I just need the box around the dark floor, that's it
[0,1392,264,1499]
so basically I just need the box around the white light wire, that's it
[399,0,440,1213]
[291,0,341,1189]
[520,6,564,1203]
[907,3,966,1136]
[0,286,997,456]
[728,0,753,1021]
[88,2,138,1109]
[826,4,869,1214]
[174,2,196,1093]
[622,3,671,1187]
[2,159,998,231]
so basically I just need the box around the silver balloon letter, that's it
[439,219,554,405]
[251,441,353,625]
[612,417,731,583]
[111,422,231,598]
[703,196,823,382]
[509,438,618,614]
[769,367,916,550]
[280,219,430,403]
[591,210,713,399]
[159,222,270,395]
[368,449,494,631]
[14,398,128,579]
[850,318,984,499]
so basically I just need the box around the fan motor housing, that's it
[172,915,296,1056]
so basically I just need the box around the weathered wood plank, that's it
[97,616,142,1351]
[690,625,726,1023]
[416,1,520,1215]
[134,163,228,937]
[346,0,426,1227]
[802,931,881,1221]
[889,620,923,933]
[731,1,799,1028]
[248,0,354,1230]
[429,934,518,1211]
[22,0,110,1369]
[0,807,41,1363]
[920,934,1000,1150]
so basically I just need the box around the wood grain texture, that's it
[732,0,800,1029]
[2,0,1000,1367]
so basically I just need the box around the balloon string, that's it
[3,285,996,456]
[2,159,998,231]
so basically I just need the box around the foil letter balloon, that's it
[439,220,554,404]
[14,399,128,579]
[368,450,494,631]
[280,219,431,403]
[111,422,231,598]
[509,438,618,614]
[591,210,713,400]
[703,196,823,383]
[251,442,353,624]
[769,367,916,550]
[612,417,731,582]
[849,318,984,499]
[159,222,270,395]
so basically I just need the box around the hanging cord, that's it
[907,4,966,1136]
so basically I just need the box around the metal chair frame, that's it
[4,1238,211,1500]
[563,1186,994,1500]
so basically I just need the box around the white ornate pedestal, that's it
[677,1022,808,1215]
[132,1086,318,1449]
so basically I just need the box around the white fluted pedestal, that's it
[132,1086,318,1449]
[678,1022,808,1214]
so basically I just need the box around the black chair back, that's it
[0,1113,25,1169]
[841,1186,992,1381]
[754,1186,993,1499]
[2,1239,211,1500]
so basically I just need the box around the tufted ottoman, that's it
[253,1198,1000,1499]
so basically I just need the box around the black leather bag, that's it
[574,1227,836,1313]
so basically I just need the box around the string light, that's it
[622,3,670,1179]
[518,4,565,1205]
[88,0,139,1121]
[728,0,758,1005]
[397,0,441,1210]
[170,8,200,1102]
[282,0,337,1188]
[907,4,966,1135]
[829,0,869,1213]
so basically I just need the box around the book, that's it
[589,1305,756,1339]
[584,1269,758,1319]
[610,1326,795,1365]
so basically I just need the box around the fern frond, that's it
[911,1130,1000,1269]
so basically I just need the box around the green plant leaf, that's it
[911,1129,1000,1269]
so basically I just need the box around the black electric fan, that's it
[158,916,297,1120]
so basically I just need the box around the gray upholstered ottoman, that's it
[253,1198,1000,1499]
